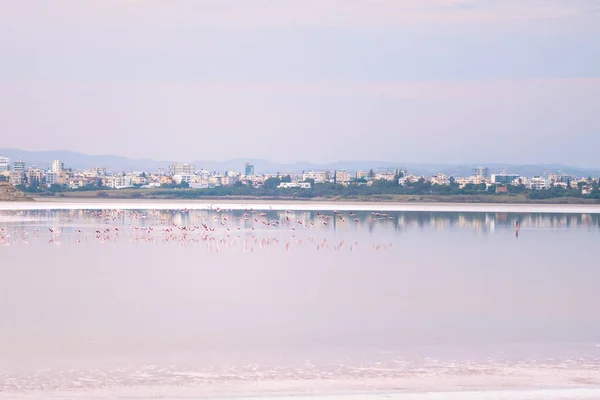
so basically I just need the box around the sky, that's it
[1,0,599,166]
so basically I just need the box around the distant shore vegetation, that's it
[17,177,600,203]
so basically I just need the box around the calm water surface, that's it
[1,209,599,398]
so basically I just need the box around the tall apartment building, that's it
[244,163,255,176]
[52,160,64,173]
[472,166,490,179]
[0,156,10,172]
[45,171,59,186]
[12,159,25,173]
[169,163,195,176]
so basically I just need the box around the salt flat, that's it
[2,199,600,213]
[7,387,600,400]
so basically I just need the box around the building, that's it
[169,163,195,176]
[92,167,107,176]
[0,156,10,172]
[334,170,352,184]
[26,167,44,185]
[12,159,25,173]
[355,171,369,180]
[221,175,239,186]
[9,171,25,185]
[9,159,26,185]
[278,182,311,189]
[472,166,490,179]
[431,173,450,186]
[374,171,397,181]
[104,175,133,189]
[491,173,520,185]
[394,169,406,178]
[302,170,329,183]
[45,171,59,186]
[529,176,549,190]
[244,163,255,176]
[172,174,193,185]
[51,160,63,173]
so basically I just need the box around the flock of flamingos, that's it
[0,208,396,253]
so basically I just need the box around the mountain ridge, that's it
[1,148,599,178]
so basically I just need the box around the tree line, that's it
[15,176,600,200]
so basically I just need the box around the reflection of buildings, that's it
[2,210,599,238]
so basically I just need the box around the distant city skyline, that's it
[0,148,600,172]
[2,151,598,195]
[1,1,599,166]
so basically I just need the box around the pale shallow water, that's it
[1,207,600,399]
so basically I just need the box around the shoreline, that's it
[1,198,600,214]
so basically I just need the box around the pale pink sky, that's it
[0,0,598,165]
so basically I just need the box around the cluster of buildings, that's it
[420,167,598,195]
[1,156,71,187]
[0,155,598,195]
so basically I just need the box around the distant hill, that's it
[1,148,599,177]
[0,149,172,172]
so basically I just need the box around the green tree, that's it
[263,177,282,189]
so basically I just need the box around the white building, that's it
[400,175,422,185]
[196,169,211,180]
[12,159,25,173]
[0,156,10,172]
[278,182,311,189]
[172,174,193,185]
[51,160,63,173]
[302,171,329,183]
[431,173,450,186]
[45,171,59,186]
[582,186,594,195]
[169,163,195,176]
[105,175,133,189]
[529,176,549,190]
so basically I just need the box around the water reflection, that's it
[1,209,600,397]
[2,209,599,234]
